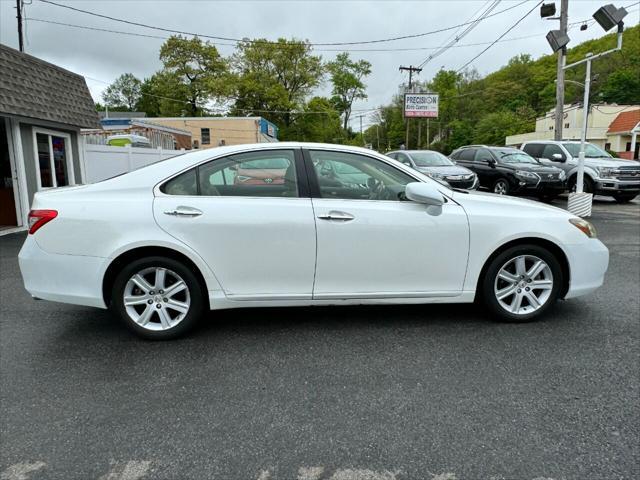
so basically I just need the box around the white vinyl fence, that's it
[83,144,185,183]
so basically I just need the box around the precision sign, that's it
[404,93,439,118]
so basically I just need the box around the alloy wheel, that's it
[123,267,191,331]
[494,255,553,315]
[494,181,508,195]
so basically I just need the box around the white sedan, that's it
[19,143,609,339]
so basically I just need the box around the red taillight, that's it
[28,209,58,234]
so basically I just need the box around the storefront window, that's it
[34,130,73,189]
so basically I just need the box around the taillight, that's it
[28,209,58,234]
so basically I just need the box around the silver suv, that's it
[521,140,640,203]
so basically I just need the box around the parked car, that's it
[450,145,567,200]
[19,143,608,339]
[386,150,478,189]
[520,140,640,203]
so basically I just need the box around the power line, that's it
[26,16,565,53]
[417,0,502,69]
[456,0,544,73]
[37,0,531,47]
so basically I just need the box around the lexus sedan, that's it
[387,150,478,189]
[19,143,609,339]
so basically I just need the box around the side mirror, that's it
[488,158,497,167]
[405,182,445,206]
[552,153,565,162]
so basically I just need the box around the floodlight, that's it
[546,30,570,52]
[580,23,588,31]
[540,2,557,18]
[592,4,628,31]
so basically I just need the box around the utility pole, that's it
[399,65,422,149]
[16,0,24,52]
[554,0,569,140]
[359,115,364,146]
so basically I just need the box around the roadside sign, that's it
[404,93,439,118]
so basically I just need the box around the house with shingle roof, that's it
[0,43,99,233]
[606,109,640,160]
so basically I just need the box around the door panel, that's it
[312,199,469,297]
[153,149,316,299]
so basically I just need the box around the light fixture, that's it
[592,4,628,31]
[580,22,588,31]
[546,30,570,52]
[540,2,557,18]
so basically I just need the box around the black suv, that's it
[450,146,567,199]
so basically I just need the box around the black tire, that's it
[493,178,510,195]
[537,194,558,203]
[111,256,205,340]
[613,194,637,203]
[569,175,594,194]
[480,244,563,323]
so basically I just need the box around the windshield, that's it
[563,143,611,158]
[495,150,539,164]
[409,151,454,167]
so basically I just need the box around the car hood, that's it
[452,189,572,217]
[502,163,561,173]
[416,165,474,176]
[581,157,640,168]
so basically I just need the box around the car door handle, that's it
[317,211,355,222]
[164,206,203,217]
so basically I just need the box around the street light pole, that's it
[554,0,569,141]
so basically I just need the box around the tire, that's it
[537,194,558,203]
[613,194,637,203]
[493,178,510,195]
[111,256,205,340]
[480,244,563,323]
[569,175,594,194]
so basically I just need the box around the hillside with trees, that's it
[99,24,639,149]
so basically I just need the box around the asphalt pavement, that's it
[1,197,638,480]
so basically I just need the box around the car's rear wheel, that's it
[613,193,637,203]
[481,245,563,322]
[493,179,510,195]
[111,256,204,339]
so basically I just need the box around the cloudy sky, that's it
[1,0,637,128]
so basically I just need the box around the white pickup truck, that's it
[521,140,640,203]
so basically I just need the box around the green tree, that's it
[159,35,228,116]
[101,73,142,111]
[600,70,640,104]
[293,97,342,143]
[326,52,372,131]
[231,38,324,132]
[136,72,190,117]
[473,109,534,145]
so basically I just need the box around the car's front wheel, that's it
[111,256,205,339]
[493,179,510,195]
[481,245,563,322]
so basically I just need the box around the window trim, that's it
[32,127,75,191]
[156,147,309,199]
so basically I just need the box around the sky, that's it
[1,0,638,129]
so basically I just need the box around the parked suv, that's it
[521,140,640,203]
[450,146,566,200]
[387,150,478,189]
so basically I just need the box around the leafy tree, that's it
[473,109,534,145]
[326,53,372,131]
[600,70,640,104]
[159,35,228,116]
[136,72,190,117]
[293,97,342,143]
[231,38,324,131]
[102,73,142,111]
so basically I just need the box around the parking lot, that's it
[1,197,638,480]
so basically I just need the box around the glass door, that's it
[34,129,74,189]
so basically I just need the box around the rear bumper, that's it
[564,239,609,299]
[18,235,107,309]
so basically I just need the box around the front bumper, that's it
[595,178,640,195]
[514,179,567,194]
[18,235,108,308]
[564,238,609,299]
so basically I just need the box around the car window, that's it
[475,149,494,163]
[386,152,397,160]
[494,149,539,164]
[562,143,611,158]
[449,151,460,160]
[522,143,544,158]
[161,149,298,197]
[410,152,453,167]
[310,150,415,201]
[541,144,566,160]
[396,153,413,166]
[457,149,476,161]
[162,168,198,195]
